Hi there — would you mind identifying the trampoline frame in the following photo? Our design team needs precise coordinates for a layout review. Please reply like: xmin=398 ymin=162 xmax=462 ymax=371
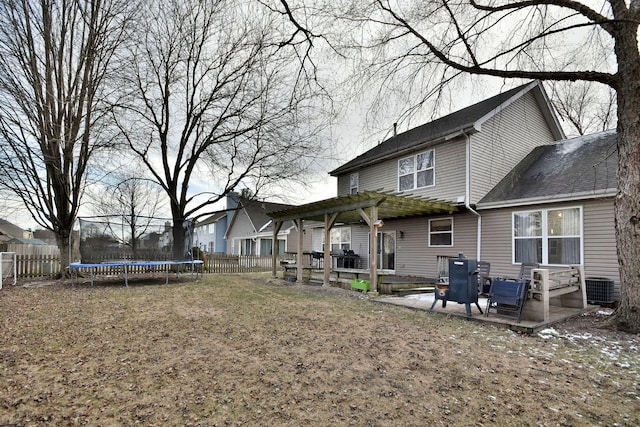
xmin=69 ymin=259 xmax=204 ymax=287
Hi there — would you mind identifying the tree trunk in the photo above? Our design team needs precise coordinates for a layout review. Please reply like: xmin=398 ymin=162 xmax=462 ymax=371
xmin=613 ymin=25 xmax=640 ymax=333
xmin=55 ymin=230 xmax=72 ymax=278
xmin=171 ymin=216 xmax=187 ymax=261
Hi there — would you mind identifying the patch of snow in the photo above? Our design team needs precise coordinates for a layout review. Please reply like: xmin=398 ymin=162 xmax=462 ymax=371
xmin=558 ymin=138 xmax=584 ymax=155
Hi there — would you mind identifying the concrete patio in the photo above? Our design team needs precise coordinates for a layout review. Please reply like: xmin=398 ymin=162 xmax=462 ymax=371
xmin=374 ymin=291 xmax=597 ymax=334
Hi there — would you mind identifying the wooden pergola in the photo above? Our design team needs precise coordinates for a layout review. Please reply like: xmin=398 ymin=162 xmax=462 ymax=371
xmin=268 ymin=191 xmax=459 ymax=292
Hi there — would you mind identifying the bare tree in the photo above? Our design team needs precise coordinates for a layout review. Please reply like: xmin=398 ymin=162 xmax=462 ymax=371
xmin=549 ymin=81 xmax=617 ymax=136
xmin=278 ymin=0 xmax=640 ymax=332
xmin=88 ymin=173 xmax=164 ymax=257
xmin=112 ymin=0 xmax=326 ymax=260
xmin=0 ymin=0 xmax=133 ymax=272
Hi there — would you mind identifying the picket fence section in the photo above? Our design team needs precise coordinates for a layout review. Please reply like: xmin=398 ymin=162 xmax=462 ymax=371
xmin=15 ymin=254 xmax=62 ymax=278
xmin=203 ymin=254 xmax=281 ymax=273
xmin=8 ymin=254 xmax=282 ymax=280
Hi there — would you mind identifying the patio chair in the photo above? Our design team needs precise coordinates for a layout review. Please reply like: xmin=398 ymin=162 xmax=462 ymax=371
xmin=485 ymin=278 xmax=529 ymax=323
xmin=477 ymin=261 xmax=492 ymax=294
xmin=518 ymin=262 xmax=540 ymax=286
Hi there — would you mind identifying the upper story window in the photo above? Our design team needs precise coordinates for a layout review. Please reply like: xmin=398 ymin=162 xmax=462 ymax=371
xmin=350 ymin=173 xmax=359 ymax=194
xmin=398 ymin=150 xmax=434 ymax=191
xmin=513 ymin=207 xmax=582 ymax=265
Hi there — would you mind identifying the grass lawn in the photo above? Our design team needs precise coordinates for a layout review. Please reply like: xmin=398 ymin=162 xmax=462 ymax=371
xmin=1 ymin=274 xmax=638 ymax=426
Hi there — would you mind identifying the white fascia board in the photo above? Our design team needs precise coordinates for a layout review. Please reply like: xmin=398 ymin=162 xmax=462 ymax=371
xmin=476 ymin=188 xmax=616 ymax=210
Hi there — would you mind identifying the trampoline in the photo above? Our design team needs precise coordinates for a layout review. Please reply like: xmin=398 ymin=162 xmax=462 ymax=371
xmin=69 ymin=259 xmax=204 ymax=287
xmin=72 ymin=215 xmax=203 ymax=286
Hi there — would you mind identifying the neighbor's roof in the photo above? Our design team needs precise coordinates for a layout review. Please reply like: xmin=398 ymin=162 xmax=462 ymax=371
xmin=477 ymin=130 xmax=617 ymax=208
xmin=330 ymin=80 xmax=564 ymax=176
xmin=268 ymin=191 xmax=459 ymax=224
xmin=0 ymin=218 xmax=25 ymax=239
xmin=8 ymin=237 xmax=48 ymax=245
xmin=240 ymin=197 xmax=293 ymax=231
xmin=197 ymin=210 xmax=227 ymax=226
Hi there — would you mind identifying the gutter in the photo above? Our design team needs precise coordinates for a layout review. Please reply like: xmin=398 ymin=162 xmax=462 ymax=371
xmin=463 ymin=129 xmax=482 ymax=261
xmin=476 ymin=188 xmax=617 ymax=210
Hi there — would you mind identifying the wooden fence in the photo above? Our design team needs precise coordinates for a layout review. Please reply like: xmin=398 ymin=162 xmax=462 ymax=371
xmin=203 ymin=254 xmax=283 ymax=273
xmin=12 ymin=254 xmax=62 ymax=279
xmin=4 ymin=253 xmax=284 ymax=280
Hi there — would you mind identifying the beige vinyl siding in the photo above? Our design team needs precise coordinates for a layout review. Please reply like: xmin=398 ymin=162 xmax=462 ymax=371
xmin=582 ymin=198 xmax=620 ymax=299
xmin=337 ymin=174 xmax=350 ymax=196
xmin=335 ymin=137 xmax=467 ymax=201
xmin=353 ymin=213 xmax=478 ymax=278
xmin=478 ymin=207 xmax=516 ymax=277
xmin=480 ymin=199 xmax=620 ymax=292
xmin=469 ymin=92 xmax=558 ymax=204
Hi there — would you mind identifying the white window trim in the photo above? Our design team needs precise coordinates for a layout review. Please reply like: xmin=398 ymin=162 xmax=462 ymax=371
xmin=428 ymin=217 xmax=454 ymax=247
xmin=511 ymin=206 xmax=584 ymax=266
xmin=330 ymin=226 xmax=351 ymax=251
xmin=398 ymin=149 xmax=435 ymax=192
xmin=350 ymin=172 xmax=359 ymax=194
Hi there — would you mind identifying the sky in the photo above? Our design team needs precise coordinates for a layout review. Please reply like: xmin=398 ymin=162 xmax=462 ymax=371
xmin=0 ymin=76 xmax=561 ymax=232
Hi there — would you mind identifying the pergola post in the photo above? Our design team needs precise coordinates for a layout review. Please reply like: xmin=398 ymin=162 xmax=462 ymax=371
xmin=295 ymin=218 xmax=304 ymax=282
xmin=323 ymin=213 xmax=338 ymax=286
xmin=271 ymin=221 xmax=283 ymax=278
xmin=368 ymin=206 xmax=379 ymax=293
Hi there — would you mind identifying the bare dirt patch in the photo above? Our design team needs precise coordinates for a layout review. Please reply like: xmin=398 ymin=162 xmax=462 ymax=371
xmin=1 ymin=274 xmax=638 ymax=426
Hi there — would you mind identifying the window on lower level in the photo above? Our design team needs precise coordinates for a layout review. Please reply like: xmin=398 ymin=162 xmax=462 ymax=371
xmin=330 ymin=227 xmax=351 ymax=252
xmin=513 ymin=207 xmax=582 ymax=265
xmin=429 ymin=217 xmax=453 ymax=247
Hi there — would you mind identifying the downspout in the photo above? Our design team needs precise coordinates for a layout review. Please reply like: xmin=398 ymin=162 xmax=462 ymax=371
xmin=463 ymin=129 xmax=482 ymax=260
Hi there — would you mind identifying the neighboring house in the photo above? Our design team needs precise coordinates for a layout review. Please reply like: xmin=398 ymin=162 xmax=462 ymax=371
xmin=0 ymin=219 xmax=61 ymax=256
xmin=194 ymin=210 xmax=229 ymax=254
xmin=193 ymin=192 xmax=240 ymax=254
xmin=0 ymin=218 xmax=31 ymax=245
xmin=477 ymin=130 xmax=619 ymax=296
xmin=225 ymin=196 xmax=299 ymax=256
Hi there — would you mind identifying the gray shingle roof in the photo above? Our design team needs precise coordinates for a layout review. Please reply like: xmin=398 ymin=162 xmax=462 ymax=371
xmin=330 ymin=81 xmax=559 ymax=176
xmin=478 ymin=130 xmax=617 ymax=206
xmin=239 ymin=197 xmax=293 ymax=231
xmin=0 ymin=218 xmax=25 ymax=239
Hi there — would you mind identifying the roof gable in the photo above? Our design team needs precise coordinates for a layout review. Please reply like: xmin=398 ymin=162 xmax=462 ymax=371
xmin=330 ymin=81 xmax=563 ymax=176
xmin=225 ymin=197 xmax=294 ymax=237
xmin=0 ymin=218 xmax=25 ymax=239
xmin=478 ymin=130 xmax=617 ymax=207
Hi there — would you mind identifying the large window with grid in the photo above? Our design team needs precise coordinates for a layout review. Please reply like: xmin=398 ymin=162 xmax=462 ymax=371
xmin=398 ymin=150 xmax=434 ymax=191
xmin=513 ymin=207 xmax=582 ymax=265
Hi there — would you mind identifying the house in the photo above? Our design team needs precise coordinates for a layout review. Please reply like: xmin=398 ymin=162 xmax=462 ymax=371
xmin=271 ymin=81 xmax=617 ymax=290
xmin=224 ymin=195 xmax=300 ymax=256
xmin=477 ymin=130 xmax=619 ymax=298
xmin=0 ymin=218 xmax=31 ymax=245
xmin=194 ymin=211 xmax=230 ymax=254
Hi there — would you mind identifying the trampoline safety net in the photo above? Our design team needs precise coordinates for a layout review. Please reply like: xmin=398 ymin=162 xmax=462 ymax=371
xmin=78 ymin=217 xmax=195 ymax=263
